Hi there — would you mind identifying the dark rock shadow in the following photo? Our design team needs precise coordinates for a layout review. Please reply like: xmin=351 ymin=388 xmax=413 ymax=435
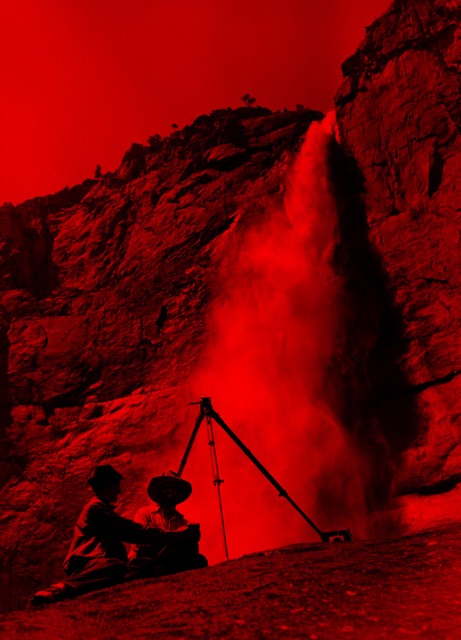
xmin=327 ymin=138 xmax=421 ymax=521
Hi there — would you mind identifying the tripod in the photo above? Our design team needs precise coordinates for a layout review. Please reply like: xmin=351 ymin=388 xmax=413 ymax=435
xmin=177 ymin=397 xmax=352 ymax=559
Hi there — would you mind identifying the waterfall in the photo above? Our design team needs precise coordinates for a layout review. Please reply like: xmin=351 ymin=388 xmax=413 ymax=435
xmin=188 ymin=113 xmax=366 ymax=562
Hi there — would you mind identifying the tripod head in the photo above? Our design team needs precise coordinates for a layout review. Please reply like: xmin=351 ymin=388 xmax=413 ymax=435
xmin=189 ymin=397 xmax=213 ymax=414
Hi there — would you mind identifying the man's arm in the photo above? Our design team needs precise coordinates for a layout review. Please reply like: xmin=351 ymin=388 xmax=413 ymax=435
xmin=132 ymin=507 xmax=150 ymax=527
xmin=87 ymin=503 xmax=165 ymax=545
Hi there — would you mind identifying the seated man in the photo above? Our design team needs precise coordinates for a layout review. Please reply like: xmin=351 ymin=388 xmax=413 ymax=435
xmin=130 ymin=470 xmax=208 ymax=574
xmin=32 ymin=464 xmax=165 ymax=605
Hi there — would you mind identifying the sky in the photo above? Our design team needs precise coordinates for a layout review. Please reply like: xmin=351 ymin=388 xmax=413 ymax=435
xmin=0 ymin=0 xmax=390 ymax=205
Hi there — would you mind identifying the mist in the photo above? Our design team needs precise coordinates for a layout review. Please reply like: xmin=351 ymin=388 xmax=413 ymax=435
xmin=182 ymin=113 xmax=367 ymax=564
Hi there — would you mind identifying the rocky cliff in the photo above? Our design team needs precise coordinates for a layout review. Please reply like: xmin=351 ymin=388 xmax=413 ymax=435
xmin=334 ymin=0 xmax=461 ymax=500
xmin=1 ymin=0 xmax=461 ymax=614
xmin=0 ymin=107 xmax=323 ymax=611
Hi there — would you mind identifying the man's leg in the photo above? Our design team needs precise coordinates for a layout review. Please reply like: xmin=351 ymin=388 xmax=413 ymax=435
xmin=125 ymin=551 xmax=207 ymax=582
xmin=63 ymin=557 xmax=127 ymax=595
xmin=157 ymin=539 xmax=208 ymax=573
xmin=140 ymin=548 xmax=208 ymax=578
xmin=187 ymin=553 xmax=208 ymax=570
xmin=167 ymin=552 xmax=208 ymax=572
xmin=32 ymin=558 xmax=127 ymax=605
xmin=125 ymin=556 xmax=166 ymax=581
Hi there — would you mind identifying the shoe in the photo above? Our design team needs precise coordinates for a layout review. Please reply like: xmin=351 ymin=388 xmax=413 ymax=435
xmin=31 ymin=583 xmax=68 ymax=606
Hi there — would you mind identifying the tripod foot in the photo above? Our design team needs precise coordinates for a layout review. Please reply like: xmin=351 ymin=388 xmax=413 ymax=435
xmin=321 ymin=529 xmax=352 ymax=543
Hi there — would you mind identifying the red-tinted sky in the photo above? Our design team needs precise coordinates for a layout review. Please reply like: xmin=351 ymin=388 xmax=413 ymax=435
xmin=0 ymin=0 xmax=390 ymax=205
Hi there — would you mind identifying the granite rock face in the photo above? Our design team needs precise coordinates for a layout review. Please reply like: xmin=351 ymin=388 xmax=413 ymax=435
xmin=0 ymin=107 xmax=322 ymax=611
xmin=335 ymin=0 xmax=461 ymax=499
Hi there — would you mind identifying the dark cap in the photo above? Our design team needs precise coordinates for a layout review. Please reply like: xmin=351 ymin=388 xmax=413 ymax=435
xmin=147 ymin=471 xmax=192 ymax=505
xmin=87 ymin=464 xmax=124 ymax=489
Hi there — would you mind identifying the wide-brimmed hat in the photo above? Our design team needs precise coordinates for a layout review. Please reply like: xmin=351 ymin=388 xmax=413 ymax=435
xmin=87 ymin=464 xmax=124 ymax=489
xmin=147 ymin=471 xmax=192 ymax=504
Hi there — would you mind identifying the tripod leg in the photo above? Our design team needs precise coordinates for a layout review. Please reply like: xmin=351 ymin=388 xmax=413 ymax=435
xmin=205 ymin=415 xmax=230 ymax=561
xmin=177 ymin=408 xmax=206 ymax=477
xmin=208 ymin=406 xmax=325 ymax=540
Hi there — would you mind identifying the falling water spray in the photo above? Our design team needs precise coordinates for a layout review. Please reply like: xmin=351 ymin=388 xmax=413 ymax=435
xmin=186 ymin=113 xmax=367 ymax=563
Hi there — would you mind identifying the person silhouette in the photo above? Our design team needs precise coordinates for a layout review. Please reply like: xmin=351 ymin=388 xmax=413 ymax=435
xmin=32 ymin=465 xmax=166 ymax=605
xmin=129 ymin=471 xmax=208 ymax=574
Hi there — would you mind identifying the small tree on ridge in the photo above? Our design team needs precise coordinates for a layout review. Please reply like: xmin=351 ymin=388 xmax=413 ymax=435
xmin=241 ymin=93 xmax=256 ymax=108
